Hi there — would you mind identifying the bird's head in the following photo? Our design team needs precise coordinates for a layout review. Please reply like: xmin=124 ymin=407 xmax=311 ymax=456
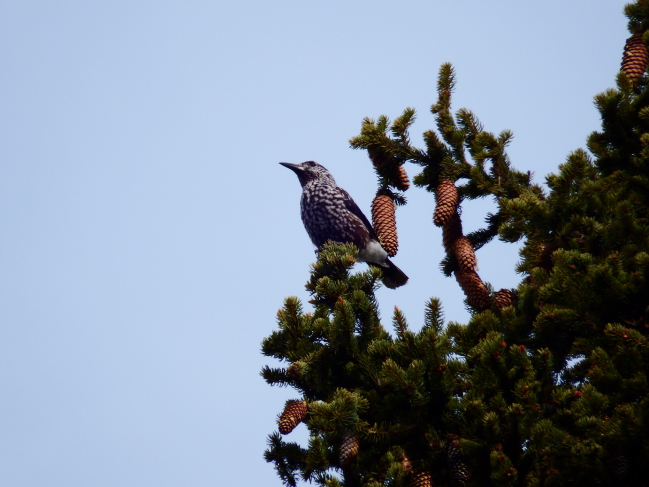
xmin=279 ymin=161 xmax=336 ymax=187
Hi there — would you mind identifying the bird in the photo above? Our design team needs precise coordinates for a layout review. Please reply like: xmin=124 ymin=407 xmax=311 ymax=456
xmin=280 ymin=161 xmax=408 ymax=288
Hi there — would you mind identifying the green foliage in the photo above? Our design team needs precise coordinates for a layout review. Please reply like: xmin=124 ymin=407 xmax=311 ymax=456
xmin=262 ymin=243 xmax=460 ymax=486
xmin=263 ymin=3 xmax=649 ymax=485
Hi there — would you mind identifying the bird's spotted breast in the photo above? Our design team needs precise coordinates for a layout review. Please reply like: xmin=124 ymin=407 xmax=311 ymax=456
xmin=300 ymin=181 xmax=368 ymax=249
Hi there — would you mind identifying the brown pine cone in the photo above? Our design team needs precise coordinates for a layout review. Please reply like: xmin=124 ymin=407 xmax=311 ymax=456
xmin=622 ymin=33 xmax=649 ymax=83
xmin=538 ymin=242 xmax=559 ymax=271
xmin=368 ymin=150 xmax=387 ymax=167
xmin=394 ymin=165 xmax=410 ymax=191
xmin=455 ymin=270 xmax=490 ymax=310
xmin=286 ymin=362 xmax=300 ymax=377
xmin=401 ymin=455 xmax=412 ymax=473
xmin=278 ymin=400 xmax=307 ymax=434
xmin=442 ymin=213 xmax=463 ymax=250
xmin=454 ymin=237 xmax=477 ymax=272
xmin=339 ymin=430 xmax=360 ymax=467
xmin=434 ymin=179 xmax=458 ymax=227
xmin=446 ymin=437 xmax=471 ymax=486
xmin=494 ymin=289 xmax=515 ymax=309
xmin=610 ymin=455 xmax=629 ymax=480
xmin=411 ymin=469 xmax=433 ymax=487
xmin=371 ymin=194 xmax=398 ymax=257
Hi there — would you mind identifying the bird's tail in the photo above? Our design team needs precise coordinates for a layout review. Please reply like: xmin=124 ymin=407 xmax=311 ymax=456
xmin=380 ymin=258 xmax=408 ymax=289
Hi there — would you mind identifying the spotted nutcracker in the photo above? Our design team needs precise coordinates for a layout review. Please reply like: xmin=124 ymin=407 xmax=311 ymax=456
xmin=280 ymin=161 xmax=408 ymax=288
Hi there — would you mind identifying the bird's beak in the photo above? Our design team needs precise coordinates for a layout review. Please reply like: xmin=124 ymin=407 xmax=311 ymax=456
xmin=279 ymin=162 xmax=303 ymax=173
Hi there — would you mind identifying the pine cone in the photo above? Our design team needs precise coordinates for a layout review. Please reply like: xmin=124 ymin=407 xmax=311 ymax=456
xmin=286 ymin=362 xmax=300 ymax=377
xmin=456 ymin=270 xmax=490 ymax=310
xmin=442 ymin=213 xmax=463 ymax=250
xmin=278 ymin=400 xmax=307 ymax=434
xmin=434 ymin=180 xmax=458 ymax=227
xmin=451 ymin=462 xmax=471 ymax=486
xmin=401 ymin=455 xmax=412 ymax=473
xmin=610 ymin=455 xmax=628 ymax=480
xmin=394 ymin=165 xmax=410 ymax=191
xmin=339 ymin=430 xmax=360 ymax=467
xmin=371 ymin=194 xmax=398 ymax=257
xmin=494 ymin=289 xmax=515 ymax=308
xmin=411 ymin=469 xmax=433 ymax=487
xmin=538 ymin=242 xmax=558 ymax=271
xmin=446 ymin=437 xmax=470 ymax=486
xmin=454 ymin=237 xmax=477 ymax=272
xmin=622 ymin=33 xmax=649 ymax=84
xmin=368 ymin=150 xmax=387 ymax=167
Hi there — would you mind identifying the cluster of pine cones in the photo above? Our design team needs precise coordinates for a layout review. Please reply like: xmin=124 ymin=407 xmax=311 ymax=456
xmin=369 ymin=159 xmax=516 ymax=310
xmin=277 ymin=398 xmax=472 ymax=485
xmin=273 ymin=29 xmax=649 ymax=487
xmin=403 ymin=436 xmax=471 ymax=487
xmin=434 ymin=179 xmax=514 ymax=310
xmin=277 ymin=401 xmax=362 ymax=467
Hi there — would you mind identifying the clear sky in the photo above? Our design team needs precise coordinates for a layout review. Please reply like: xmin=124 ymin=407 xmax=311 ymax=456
xmin=0 ymin=1 xmax=629 ymax=485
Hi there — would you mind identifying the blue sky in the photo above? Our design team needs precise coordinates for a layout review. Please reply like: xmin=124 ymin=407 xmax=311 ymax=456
xmin=0 ymin=1 xmax=628 ymax=485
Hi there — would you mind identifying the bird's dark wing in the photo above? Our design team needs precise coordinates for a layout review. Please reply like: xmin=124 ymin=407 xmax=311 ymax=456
xmin=339 ymin=187 xmax=378 ymax=240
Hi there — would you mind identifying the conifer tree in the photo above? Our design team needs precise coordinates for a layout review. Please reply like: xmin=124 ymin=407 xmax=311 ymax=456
xmin=262 ymin=2 xmax=649 ymax=485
